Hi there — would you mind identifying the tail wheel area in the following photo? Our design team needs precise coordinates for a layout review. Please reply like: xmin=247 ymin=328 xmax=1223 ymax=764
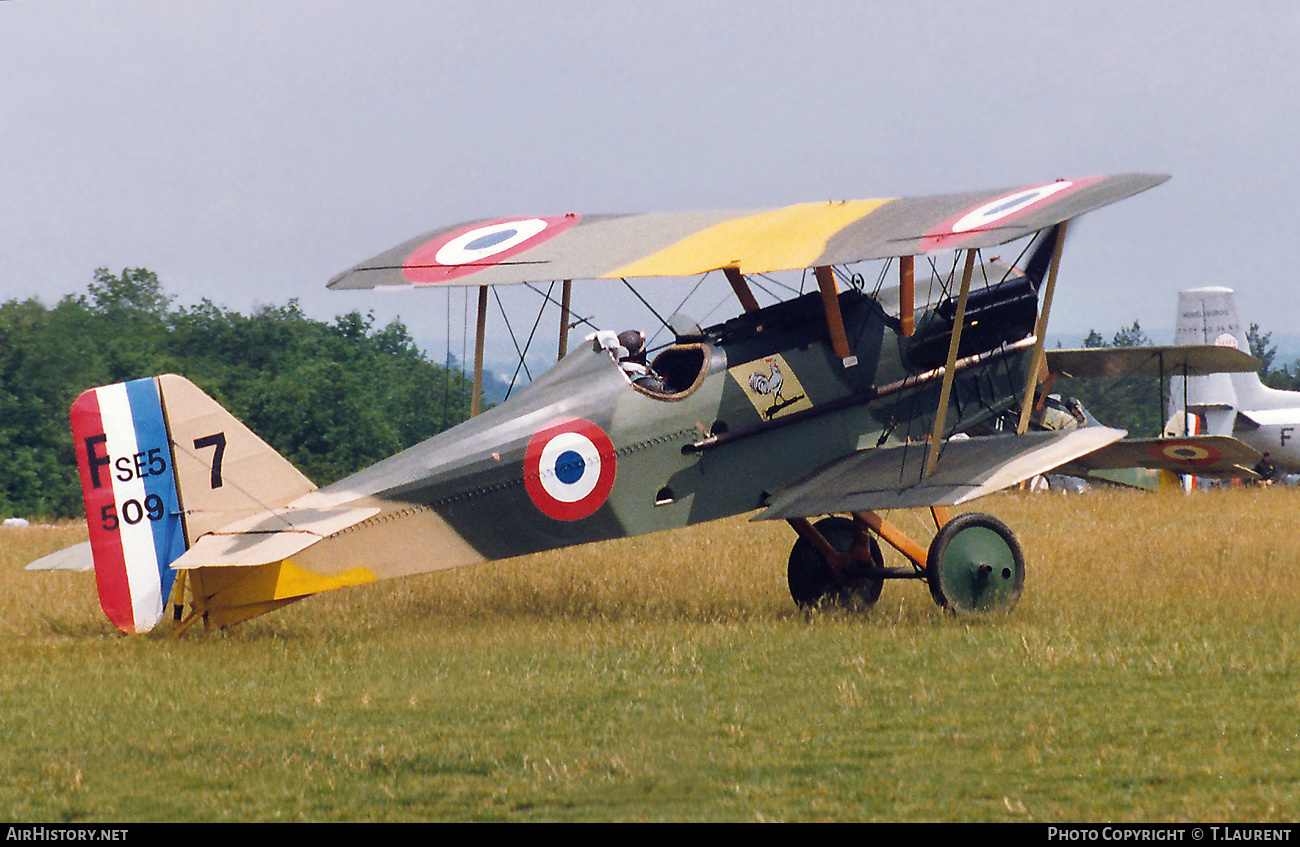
xmin=926 ymin=512 xmax=1025 ymax=617
xmin=787 ymin=516 xmax=884 ymax=610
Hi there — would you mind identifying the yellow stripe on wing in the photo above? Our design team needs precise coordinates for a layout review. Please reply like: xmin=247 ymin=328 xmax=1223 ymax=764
xmin=607 ymin=198 xmax=893 ymax=278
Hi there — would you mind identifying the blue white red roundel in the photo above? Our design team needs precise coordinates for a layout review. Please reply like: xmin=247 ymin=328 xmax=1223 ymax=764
xmin=403 ymin=215 xmax=580 ymax=284
xmin=525 ymin=418 xmax=617 ymax=520
xmin=919 ymin=176 xmax=1103 ymax=252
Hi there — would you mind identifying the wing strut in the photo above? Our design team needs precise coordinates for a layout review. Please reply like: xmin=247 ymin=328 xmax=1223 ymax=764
xmin=471 ymin=286 xmax=488 ymax=417
xmin=814 ymin=266 xmax=855 ymax=366
xmin=724 ymin=267 xmax=760 ymax=313
xmin=1015 ymin=221 xmax=1069 ymax=434
xmin=899 ymin=255 xmax=915 ymax=337
xmin=924 ymin=249 xmax=977 ymax=478
xmin=558 ymin=280 xmax=572 ymax=358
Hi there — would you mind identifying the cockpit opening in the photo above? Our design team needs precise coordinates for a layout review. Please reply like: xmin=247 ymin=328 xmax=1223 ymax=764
xmin=648 ymin=345 xmax=708 ymax=396
xmin=592 ymin=329 xmax=710 ymax=399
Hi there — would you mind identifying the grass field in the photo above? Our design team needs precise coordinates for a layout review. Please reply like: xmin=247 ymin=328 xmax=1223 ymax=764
xmin=2 ymin=487 xmax=1298 ymax=822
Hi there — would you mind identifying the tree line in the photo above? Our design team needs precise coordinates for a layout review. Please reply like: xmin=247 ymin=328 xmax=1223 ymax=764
xmin=1 ymin=268 xmax=477 ymax=519
xmin=6 ymin=270 xmax=1296 ymax=519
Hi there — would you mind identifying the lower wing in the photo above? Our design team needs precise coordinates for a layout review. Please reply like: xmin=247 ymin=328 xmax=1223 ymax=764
xmin=758 ymin=426 xmax=1125 ymax=519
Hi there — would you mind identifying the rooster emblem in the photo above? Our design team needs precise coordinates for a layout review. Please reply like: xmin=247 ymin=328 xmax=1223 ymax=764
xmin=747 ymin=359 xmax=806 ymax=419
xmin=748 ymin=360 xmax=785 ymax=399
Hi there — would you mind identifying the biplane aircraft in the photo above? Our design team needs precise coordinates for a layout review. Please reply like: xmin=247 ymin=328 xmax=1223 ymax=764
xmin=1032 ymin=342 xmax=1264 ymax=487
xmin=34 ymin=173 xmax=1201 ymax=633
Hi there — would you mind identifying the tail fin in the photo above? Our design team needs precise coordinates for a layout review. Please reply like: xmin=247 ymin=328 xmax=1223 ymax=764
xmin=72 ymin=378 xmax=186 ymax=633
xmin=1165 ymin=408 xmax=1204 ymax=492
xmin=71 ymin=375 xmax=314 ymax=633
xmin=1171 ymin=287 xmax=1241 ymax=435
xmin=1172 ymin=287 xmax=1294 ymax=424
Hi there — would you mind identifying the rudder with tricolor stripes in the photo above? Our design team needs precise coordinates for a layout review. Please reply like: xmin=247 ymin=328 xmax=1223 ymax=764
xmin=71 ymin=378 xmax=187 ymax=634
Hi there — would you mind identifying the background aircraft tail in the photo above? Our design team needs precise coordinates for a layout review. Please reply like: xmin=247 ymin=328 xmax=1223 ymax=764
xmin=1169 ymin=287 xmax=1294 ymax=434
xmin=71 ymin=375 xmax=316 ymax=633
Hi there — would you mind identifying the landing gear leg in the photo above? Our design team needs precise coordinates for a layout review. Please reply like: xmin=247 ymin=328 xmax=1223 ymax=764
xmin=786 ymin=516 xmax=884 ymax=610
xmin=785 ymin=508 xmax=1025 ymax=617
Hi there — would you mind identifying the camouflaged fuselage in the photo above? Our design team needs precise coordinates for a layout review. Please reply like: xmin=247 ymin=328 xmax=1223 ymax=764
xmin=312 ymin=285 xmax=1036 ymax=566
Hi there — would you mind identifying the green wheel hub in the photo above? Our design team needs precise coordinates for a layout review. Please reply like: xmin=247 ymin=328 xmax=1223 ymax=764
xmin=926 ymin=513 xmax=1024 ymax=616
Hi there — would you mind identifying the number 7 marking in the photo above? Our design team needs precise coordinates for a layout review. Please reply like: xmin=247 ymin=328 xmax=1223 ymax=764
xmin=193 ymin=433 xmax=227 ymax=489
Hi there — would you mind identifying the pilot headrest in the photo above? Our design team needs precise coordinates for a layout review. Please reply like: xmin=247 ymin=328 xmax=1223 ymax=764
xmin=617 ymin=330 xmax=645 ymax=357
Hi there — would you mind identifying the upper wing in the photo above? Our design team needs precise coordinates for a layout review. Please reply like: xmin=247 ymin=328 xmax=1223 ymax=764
xmin=328 ymin=174 xmax=1168 ymax=290
xmin=756 ymin=426 xmax=1125 ymax=519
xmin=1045 ymin=345 xmax=1260 ymax=378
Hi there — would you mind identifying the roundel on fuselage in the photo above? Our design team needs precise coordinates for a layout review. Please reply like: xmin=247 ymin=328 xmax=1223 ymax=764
xmin=524 ymin=418 xmax=617 ymax=521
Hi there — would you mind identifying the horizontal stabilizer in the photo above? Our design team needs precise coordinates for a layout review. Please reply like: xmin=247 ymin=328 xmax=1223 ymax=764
xmin=25 ymin=541 xmax=93 ymax=572
xmin=173 ymin=503 xmax=382 ymax=569
xmin=757 ymin=425 xmax=1125 ymax=519
xmin=1059 ymin=435 xmax=1261 ymax=479
xmin=1235 ymin=408 xmax=1300 ymax=428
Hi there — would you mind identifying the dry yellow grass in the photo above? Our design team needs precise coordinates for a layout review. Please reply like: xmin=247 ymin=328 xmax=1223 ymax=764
xmin=295 ymin=484 xmax=1300 ymax=633
xmin=6 ymin=485 xmax=1300 ymax=636
xmin=0 ymin=522 xmax=101 ymax=638
xmin=2 ymin=487 xmax=1298 ymax=821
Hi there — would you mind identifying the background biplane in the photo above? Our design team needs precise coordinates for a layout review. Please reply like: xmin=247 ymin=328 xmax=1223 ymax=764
xmin=1032 ymin=343 xmax=1264 ymax=488
xmin=1165 ymin=287 xmax=1300 ymax=479
xmin=33 ymin=174 xmax=1180 ymax=632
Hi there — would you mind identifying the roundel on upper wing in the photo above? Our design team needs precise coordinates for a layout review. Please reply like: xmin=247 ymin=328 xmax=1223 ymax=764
xmin=525 ymin=418 xmax=617 ymax=521
xmin=1149 ymin=440 xmax=1222 ymax=467
xmin=918 ymin=176 xmax=1103 ymax=253
xmin=403 ymin=214 xmax=581 ymax=284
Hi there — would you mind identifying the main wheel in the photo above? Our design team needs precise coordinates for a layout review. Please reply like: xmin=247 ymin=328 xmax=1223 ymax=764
xmin=788 ymin=516 xmax=885 ymax=610
xmin=926 ymin=512 xmax=1024 ymax=617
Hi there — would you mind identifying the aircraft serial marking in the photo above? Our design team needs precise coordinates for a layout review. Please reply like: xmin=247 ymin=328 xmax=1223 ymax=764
xmin=71 ymin=378 xmax=184 ymax=633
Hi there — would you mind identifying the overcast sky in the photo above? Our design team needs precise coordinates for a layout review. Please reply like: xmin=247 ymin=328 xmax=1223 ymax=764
xmin=4 ymin=0 xmax=1298 ymax=369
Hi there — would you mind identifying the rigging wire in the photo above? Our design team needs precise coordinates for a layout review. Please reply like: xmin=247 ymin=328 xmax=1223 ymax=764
xmin=658 ymin=272 xmax=711 ymax=335
xmin=620 ymin=278 xmax=672 ymax=334
xmin=894 ymin=247 xmax=984 ymax=483
xmin=522 ymin=282 xmax=601 ymax=334
xmin=647 ymin=272 xmax=711 ymax=349
xmin=744 ymin=275 xmax=781 ymax=303
xmin=750 ymin=271 xmax=803 ymax=299
xmin=443 ymin=286 xmax=451 ymax=419
xmin=493 ymin=287 xmax=532 ymax=396
xmin=696 ymin=290 xmax=741 ymax=328
xmin=500 ymin=283 xmax=561 ymax=398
